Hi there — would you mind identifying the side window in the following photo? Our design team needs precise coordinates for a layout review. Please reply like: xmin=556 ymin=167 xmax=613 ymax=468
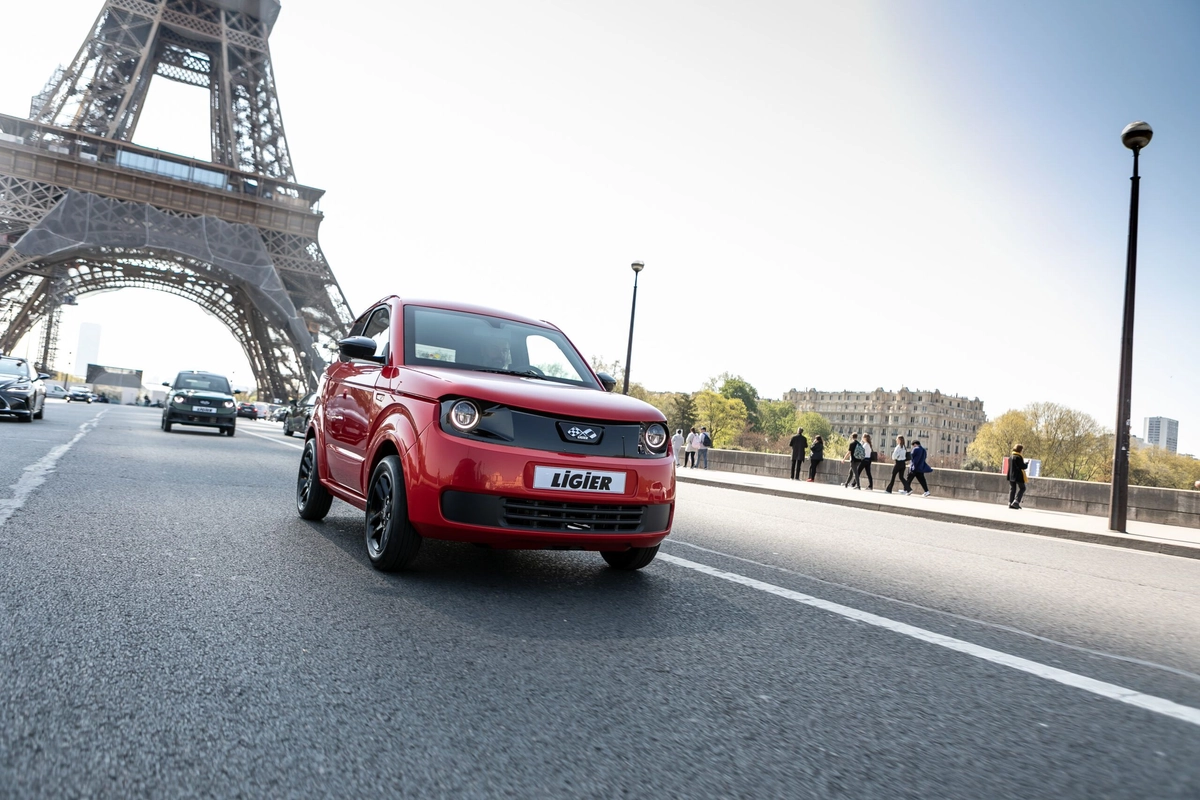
xmin=524 ymin=334 xmax=584 ymax=381
xmin=362 ymin=307 xmax=391 ymax=359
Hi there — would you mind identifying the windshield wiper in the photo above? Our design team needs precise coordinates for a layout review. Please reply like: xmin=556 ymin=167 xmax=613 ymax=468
xmin=475 ymin=368 xmax=551 ymax=380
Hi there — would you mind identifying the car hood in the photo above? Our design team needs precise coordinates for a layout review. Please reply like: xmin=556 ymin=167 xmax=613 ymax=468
xmin=407 ymin=366 xmax=665 ymax=422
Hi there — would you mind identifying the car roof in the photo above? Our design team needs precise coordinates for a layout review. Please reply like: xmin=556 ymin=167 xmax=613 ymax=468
xmin=374 ymin=296 xmax=561 ymax=332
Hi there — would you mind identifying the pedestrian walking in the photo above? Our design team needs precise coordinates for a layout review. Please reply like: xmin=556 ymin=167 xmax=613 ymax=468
xmin=842 ymin=432 xmax=864 ymax=489
xmin=671 ymin=429 xmax=685 ymax=468
xmin=697 ymin=426 xmax=712 ymax=469
xmin=807 ymin=435 xmax=824 ymax=481
xmin=788 ymin=427 xmax=808 ymax=480
xmin=684 ymin=426 xmax=699 ymax=468
xmin=856 ymin=433 xmax=875 ymax=490
xmin=885 ymin=435 xmax=908 ymax=493
xmin=901 ymin=439 xmax=933 ymax=496
xmin=1008 ymin=443 xmax=1029 ymax=509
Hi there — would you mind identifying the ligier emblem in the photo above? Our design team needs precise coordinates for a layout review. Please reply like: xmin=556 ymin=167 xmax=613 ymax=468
xmin=559 ymin=421 xmax=602 ymax=444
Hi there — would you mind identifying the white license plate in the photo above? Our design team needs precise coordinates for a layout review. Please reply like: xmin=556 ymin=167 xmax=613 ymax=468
xmin=192 ymin=406 xmax=216 ymax=413
xmin=532 ymin=466 xmax=626 ymax=493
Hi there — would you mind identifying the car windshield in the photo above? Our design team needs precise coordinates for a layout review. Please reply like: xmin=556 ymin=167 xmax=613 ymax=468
xmin=404 ymin=306 xmax=598 ymax=388
xmin=174 ymin=374 xmax=231 ymax=394
xmin=0 ymin=359 xmax=30 ymax=377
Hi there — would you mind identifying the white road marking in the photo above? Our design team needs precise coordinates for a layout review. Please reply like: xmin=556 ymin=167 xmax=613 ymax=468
xmin=0 ymin=410 xmax=106 ymax=529
xmin=241 ymin=428 xmax=304 ymax=450
xmin=659 ymin=552 xmax=1200 ymax=728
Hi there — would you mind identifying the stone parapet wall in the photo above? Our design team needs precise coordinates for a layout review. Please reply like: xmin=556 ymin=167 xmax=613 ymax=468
xmin=697 ymin=449 xmax=1200 ymax=529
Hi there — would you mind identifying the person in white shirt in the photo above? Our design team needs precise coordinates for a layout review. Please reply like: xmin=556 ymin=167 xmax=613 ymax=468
xmin=684 ymin=427 xmax=699 ymax=468
xmin=885 ymin=435 xmax=908 ymax=494
xmin=671 ymin=429 xmax=685 ymax=467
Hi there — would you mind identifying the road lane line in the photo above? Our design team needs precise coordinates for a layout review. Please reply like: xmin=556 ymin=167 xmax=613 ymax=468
xmin=241 ymin=429 xmax=304 ymax=450
xmin=0 ymin=410 xmax=106 ymax=529
xmin=664 ymin=539 xmax=1200 ymax=684
xmin=659 ymin=552 xmax=1200 ymax=728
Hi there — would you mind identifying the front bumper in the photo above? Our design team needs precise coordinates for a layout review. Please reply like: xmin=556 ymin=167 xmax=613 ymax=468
xmin=0 ymin=389 xmax=34 ymax=415
xmin=405 ymin=427 xmax=675 ymax=550
xmin=166 ymin=407 xmax=236 ymax=427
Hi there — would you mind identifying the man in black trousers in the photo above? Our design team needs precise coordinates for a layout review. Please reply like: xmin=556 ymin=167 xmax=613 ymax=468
xmin=788 ymin=427 xmax=808 ymax=480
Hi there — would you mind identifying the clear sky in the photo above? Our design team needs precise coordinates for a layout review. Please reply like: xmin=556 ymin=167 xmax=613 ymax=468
xmin=4 ymin=1 xmax=1199 ymax=452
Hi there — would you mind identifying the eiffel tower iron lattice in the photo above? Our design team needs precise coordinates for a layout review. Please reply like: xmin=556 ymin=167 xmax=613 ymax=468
xmin=0 ymin=0 xmax=353 ymax=400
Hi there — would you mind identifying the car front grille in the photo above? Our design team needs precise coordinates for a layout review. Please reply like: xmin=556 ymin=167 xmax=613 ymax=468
xmin=501 ymin=498 xmax=644 ymax=532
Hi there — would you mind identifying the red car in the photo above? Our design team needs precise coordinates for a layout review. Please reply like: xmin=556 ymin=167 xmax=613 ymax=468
xmin=295 ymin=297 xmax=675 ymax=572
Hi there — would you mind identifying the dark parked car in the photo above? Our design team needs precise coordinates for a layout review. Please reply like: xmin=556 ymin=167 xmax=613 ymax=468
xmin=161 ymin=371 xmax=238 ymax=435
xmin=295 ymin=296 xmax=675 ymax=573
xmin=0 ymin=355 xmax=48 ymax=422
xmin=282 ymin=392 xmax=316 ymax=437
xmin=237 ymin=402 xmax=258 ymax=419
xmin=66 ymin=386 xmax=94 ymax=402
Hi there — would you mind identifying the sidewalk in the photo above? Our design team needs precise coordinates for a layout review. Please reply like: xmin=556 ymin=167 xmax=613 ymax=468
xmin=675 ymin=468 xmax=1200 ymax=560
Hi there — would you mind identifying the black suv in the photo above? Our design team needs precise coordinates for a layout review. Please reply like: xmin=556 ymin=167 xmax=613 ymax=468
xmin=0 ymin=355 xmax=48 ymax=422
xmin=161 ymin=371 xmax=238 ymax=436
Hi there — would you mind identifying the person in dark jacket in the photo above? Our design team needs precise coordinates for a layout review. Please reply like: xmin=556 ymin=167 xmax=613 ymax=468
xmin=788 ymin=427 xmax=808 ymax=480
xmin=842 ymin=432 xmax=863 ymax=488
xmin=1008 ymin=443 xmax=1029 ymax=509
xmin=807 ymin=435 xmax=824 ymax=481
xmin=901 ymin=439 xmax=932 ymax=496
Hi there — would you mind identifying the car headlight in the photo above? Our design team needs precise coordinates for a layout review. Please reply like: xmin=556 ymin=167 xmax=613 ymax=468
xmin=223 ymin=400 xmax=234 ymax=408
xmin=7 ymin=380 xmax=31 ymax=392
xmin=173 ymin=394 xmax=186 ymax=404
xmin=644 ymin=422 xmax=668 ymax=452
xmin=449 ymin=400 xmax=480 ymax=432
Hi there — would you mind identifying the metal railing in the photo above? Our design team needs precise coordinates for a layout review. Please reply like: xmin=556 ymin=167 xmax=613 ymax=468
xmin=0 ymin=112 xmax=324 ymax=214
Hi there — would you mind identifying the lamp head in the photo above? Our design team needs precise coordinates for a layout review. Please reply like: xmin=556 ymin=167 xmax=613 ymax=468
xmin=631 ymin=260 xmax=645 ymax=273
xmin=1121 ymin=121 xmax=1153 ymax=150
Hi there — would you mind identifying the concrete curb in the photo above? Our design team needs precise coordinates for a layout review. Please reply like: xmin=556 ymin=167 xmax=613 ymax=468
xmin=676 ymin=473 xmax=1200 ymax=561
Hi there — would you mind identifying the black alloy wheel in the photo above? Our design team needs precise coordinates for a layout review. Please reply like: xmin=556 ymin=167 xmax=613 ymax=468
xmin=296 ymin=437 xmax=333 ymax=520
xmin=365 ymin=455 xmax=421 ymax=572
xmin=601 ymin=545 xmax=660 ymax=570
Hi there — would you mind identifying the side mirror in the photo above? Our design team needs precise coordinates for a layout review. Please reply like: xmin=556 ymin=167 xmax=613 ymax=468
xmin=37 ymin=373 xmax=51 ymax=380
xmin=338 ymin=336 xmax=384 ymax=363
xmin=596 ymin=372 xmax=617 ymax=392
xmin=162 ymin=382 xmax=170 ymax=387
xmin=233 ymin=389 xmax=242 ymax=395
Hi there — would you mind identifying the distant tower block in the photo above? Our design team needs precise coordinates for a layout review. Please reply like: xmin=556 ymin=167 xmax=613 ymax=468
xmin=0 ymin=0 xmax=354 ymax=399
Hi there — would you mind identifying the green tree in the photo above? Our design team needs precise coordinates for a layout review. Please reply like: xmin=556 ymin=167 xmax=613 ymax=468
xmin=969 ymin=403 xmax=1110 ymax=481
xmin=758 ymin=399 xmax=799 ymax=445
xmin=694 ymin=390 xmax=748 ymax=448
xmin=669 ymin=392 xmax=698 ymax=436
xmin=717 ymin=375 xmax=760 ymax=430
xmin=967 ymin=410 xmax=1037 ymax=472
xmin=1129 ymin=446 xmax=1200 ymax=489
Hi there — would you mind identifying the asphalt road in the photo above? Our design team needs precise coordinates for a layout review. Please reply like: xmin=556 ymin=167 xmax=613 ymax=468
xmin=2 ymin=402 xmax=1198 ymax=798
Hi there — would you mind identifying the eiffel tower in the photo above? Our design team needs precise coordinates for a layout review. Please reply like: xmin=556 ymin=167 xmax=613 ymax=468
xmin=0 ymin=0 xmax=353 ymax=400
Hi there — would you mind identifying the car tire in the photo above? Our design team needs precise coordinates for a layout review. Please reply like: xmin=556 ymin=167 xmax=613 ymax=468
xmin=283 ymin=426 xmax=294 ymax=437
xmin=224 ymin=425 xmax=236 ymax=437
xmin=365 ymin=455 xmax=421 ymax=572
xmin=33 ymin=401 xmax=43 ymax=420
xmin=601 ymin=545 xmax=660 ymax=570
xmin=163 ymin=417 xmax=173 ymax=432
xmin=296 ymin=437 xmax=333 ymax=521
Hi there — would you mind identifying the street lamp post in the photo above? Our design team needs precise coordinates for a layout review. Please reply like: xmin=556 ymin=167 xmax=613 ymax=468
xmin=622 ymin=261 xmax=644 ymax=395
xmin=1109 ymin=121 xmax=1152 ymax=533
